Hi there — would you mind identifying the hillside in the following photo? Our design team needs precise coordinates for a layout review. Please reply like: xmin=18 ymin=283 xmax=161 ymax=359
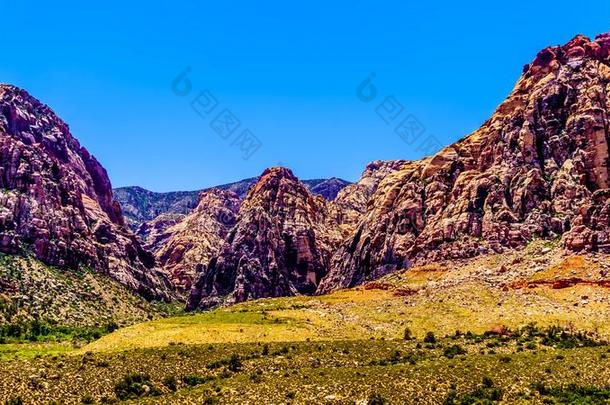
xmin=0 ymin=253 xmax=161 ymax=328
xmin=0 ymin=84 xmax=172 ymax=301
xmin=2 ymin=241 xmax=610 ymax=403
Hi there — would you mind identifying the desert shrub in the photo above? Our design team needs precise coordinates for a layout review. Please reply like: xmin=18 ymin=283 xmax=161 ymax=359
xmin=182 ymin=374 xmax=213 ymax=387
xmin=5 ymin=397 xmax=24 ymax=405
xmin=443 ymin=344 xmax=467 ymax=359
xmin=424 ymin=331 xmax=437 ymax=344
xmin=162 ymin=375 xmax=177 ymax=391
xmin=444 ymin=377 xmax=502 ymax=404
xmin=532 ymin=383 xmax=610 ymax=403
xmin=403 ymin=327 xmax=413 ymax=340
xmin=114 ymin=373 xmax=160 ymax=400
xmin=368 ymin=392 xmax=386 ymax=404
xmin=228 ymin=353 xmax=242 ymax=372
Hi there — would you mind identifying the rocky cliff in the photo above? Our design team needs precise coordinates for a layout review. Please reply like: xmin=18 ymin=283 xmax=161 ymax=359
xmin=0 ymin=85 xmax=171 ymax=300
xmin=187 ymin=167 xmax=341 ymax=309
xmin=155 ymin=189 xmax=241 ymax=292
xmin=319 ymin=33 xmax=610 ymax=292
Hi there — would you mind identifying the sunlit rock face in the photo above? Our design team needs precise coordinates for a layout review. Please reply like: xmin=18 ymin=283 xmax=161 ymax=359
xmin=187 ymin=167 xmax=343 ymax=309
xmin=319 ymin=33 xmax=610 ymax=292
xmin=0 ymin=84 xmax=172 ymax=300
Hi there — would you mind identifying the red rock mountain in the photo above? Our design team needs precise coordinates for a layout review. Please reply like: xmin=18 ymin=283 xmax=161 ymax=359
xmin=319 ymin=33 xmax=610 ymax=292
xmin=155 ymin=189 xmax=241 ymax=292
xmin=187 ymin=167 xmax=340 ymax=309
xmin=0 ymin=85 xmax=171 ymax=300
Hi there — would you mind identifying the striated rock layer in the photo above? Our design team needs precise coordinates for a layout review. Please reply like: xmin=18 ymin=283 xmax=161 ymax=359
xmin=0 ymin=85 xmax=171 ymax=300
xmin=188 ymin=167 xmax=341 ymax=309
xmin=155 ymin=189 xmax=241 ymax=292
xmin=319 ymin=33 xmax=610 ymax=292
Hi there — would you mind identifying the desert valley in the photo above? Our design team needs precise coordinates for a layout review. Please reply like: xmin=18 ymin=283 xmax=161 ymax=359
xmin=2 ymin=32 xmax=610 ymax=404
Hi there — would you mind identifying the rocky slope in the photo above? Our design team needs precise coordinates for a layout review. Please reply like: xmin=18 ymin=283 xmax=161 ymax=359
xmin=154 ymin=189 xmax=241 ymax=292
xmin=0 ymin=85 xmax=171 ymax=300
xmin=319 ymin=33 xmax=610 ymax=292
xmin=115 ymin=178 xmax=351 ymax=231
xmin=329 ymin=160 xmax=407 ymax=238
xmin=187 ymin=167 xmax=341 ymax=309
xmin=113 ymin=187 xmax=200 ymax=231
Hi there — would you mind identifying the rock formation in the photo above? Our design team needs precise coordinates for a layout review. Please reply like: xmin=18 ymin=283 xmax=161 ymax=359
xmin=319 ymin=33 xmax=610 ymax=292
xmin=187 ymin=167 xmax=340 ymax=309
xmin=0 ymin=85 xmax=171 ymax=300
xmin=329 ymin=160 xmax=407 ymax=238
xmin=116 ymin=178 xmax=351 ymax=232
xmin=155 ymin=189 xmax=241 ymax=292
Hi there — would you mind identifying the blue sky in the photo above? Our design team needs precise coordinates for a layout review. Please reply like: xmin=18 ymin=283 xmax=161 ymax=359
xmin=2 ymin=1 xmax=609 ymax=191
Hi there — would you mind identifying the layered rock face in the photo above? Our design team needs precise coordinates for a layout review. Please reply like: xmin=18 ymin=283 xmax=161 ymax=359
xmin=0 ymin=85 xmax=171 ymax=300
xmin=319 ymin=33 xmax=610 ymax=292
xmin=329 ymin=160 xmax=407 ymax=237
xmin=154 ymin=189 xmax=240 ymax=292
xmin=136 ymin=212 xmax=186 ymax=253
xmin=187 ymin=167 xmax=340 ymax=309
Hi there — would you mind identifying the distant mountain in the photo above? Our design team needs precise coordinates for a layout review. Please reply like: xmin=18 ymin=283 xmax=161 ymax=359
xmin=114 ymin=177 xmax=351 ymax=231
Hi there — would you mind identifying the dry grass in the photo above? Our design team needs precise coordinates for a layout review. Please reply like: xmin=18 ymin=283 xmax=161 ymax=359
xmin=3 ymin=242 xmax=610 ymax=403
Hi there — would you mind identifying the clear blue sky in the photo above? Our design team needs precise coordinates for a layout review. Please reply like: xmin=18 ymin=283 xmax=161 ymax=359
xmin=2 ymin=1 xmax=609 ymax=191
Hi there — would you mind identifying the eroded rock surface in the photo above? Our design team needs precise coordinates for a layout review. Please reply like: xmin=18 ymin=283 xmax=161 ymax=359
xmin=319 ymin=33 xmax=610 ymax=292
xmin=188 ymin=168 xmax=341 ymax=309
xmin=0 ymin=85 xmax=171 ymax=300
xmin=155 ymin=189 xmax=240 ymax=292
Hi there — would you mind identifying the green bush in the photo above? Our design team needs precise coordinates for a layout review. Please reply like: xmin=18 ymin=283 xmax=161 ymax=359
xmin=443 ymin=344 xmax=467 ymax=359
xmin=228 ymin=354 xmax=242 ymax=372
xmin=114 ymin=373 xmax=160 ymax=400
xmin=532 ymin=383 xmax=610 ymax=403
xmin=444 ymin=377 xmax=502 ymax=404
xmin=424 ymin=331 xmax=437 ymax=344
xmin=182 ymin=375 xmax=214 ymax=387
xmin=368 ymin=392 xmax=386 ymax=405
xmin=162 ymin=375 xmax=177 ymax=391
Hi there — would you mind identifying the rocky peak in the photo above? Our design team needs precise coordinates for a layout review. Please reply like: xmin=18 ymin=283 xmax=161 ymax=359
xmin=187 ymin=167 xmax=340 ymax=309
xmin=0 ymin=84 xmax=172 ymax=300
xmin=318 ymin=31 xmax=610 ymax=293
xmin=155 ymin=188 xmax=241 ymax=292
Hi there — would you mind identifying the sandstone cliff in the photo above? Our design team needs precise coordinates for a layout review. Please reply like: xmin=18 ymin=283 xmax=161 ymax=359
xmin=0 ymin=85 xmax=171 ymax=300
xmin=187 ymin=167 xmax=340 ymax=309
xmin=155 ymin=189 xmax=241 ymax=292
xmin=319 ymin=33 xmax=610 ymax=292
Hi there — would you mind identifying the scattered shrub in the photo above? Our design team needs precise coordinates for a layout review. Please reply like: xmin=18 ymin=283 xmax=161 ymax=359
xmin=424 ymin=332 xmax=437 ymax=344
xmin=228 ymin=354 xmax=242 ymax=372
xmin=368 ymin=392 xmax=386 ymax=405
xmin=443 ymin=345 xmax=467 ymax=359
xmin=182 ymin=375 xmax=213 ymax=387
xmin=114 ymin=373 xmax=160 ymax=401
xmin=162 ymin=375 xmax=177 ymax=391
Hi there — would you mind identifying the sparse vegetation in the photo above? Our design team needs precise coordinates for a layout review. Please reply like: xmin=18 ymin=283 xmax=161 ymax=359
xmin=114 ymin=373 xmax=161 ymax=400
xmin=2 ymin=246 xmax=610 ymax=403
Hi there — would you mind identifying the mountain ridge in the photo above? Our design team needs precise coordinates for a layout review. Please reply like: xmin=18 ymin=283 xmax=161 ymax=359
xmin=114 ymin=177 xmax=352 ymax=231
